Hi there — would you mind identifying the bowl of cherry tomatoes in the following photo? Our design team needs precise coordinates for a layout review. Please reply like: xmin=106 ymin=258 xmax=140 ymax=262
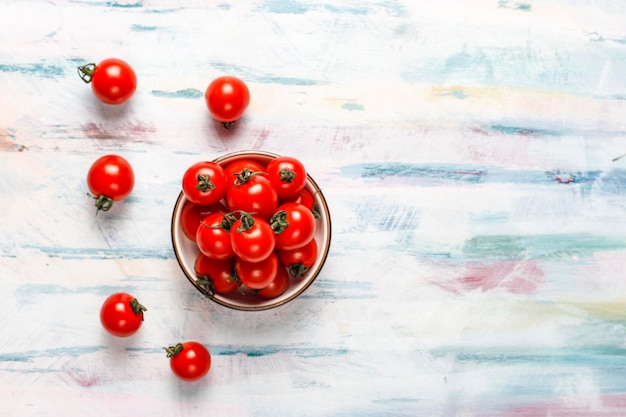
xmin=171 ymin=150 xmax=331 ymax=311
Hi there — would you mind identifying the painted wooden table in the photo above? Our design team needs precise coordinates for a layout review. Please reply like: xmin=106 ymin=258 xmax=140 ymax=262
xmin=2 ymin=1 xmax=626 ymax=416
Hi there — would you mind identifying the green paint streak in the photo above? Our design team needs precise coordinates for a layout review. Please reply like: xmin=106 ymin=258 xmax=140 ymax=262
xmin=342 ymin=102 xmax=365 ymax=111
xmin=462 ymin=233 xmax=626 ymax=259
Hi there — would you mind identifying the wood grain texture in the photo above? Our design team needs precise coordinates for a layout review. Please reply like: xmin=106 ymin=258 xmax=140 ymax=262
xmin=1 ymin=1 xmax=626 ymax=416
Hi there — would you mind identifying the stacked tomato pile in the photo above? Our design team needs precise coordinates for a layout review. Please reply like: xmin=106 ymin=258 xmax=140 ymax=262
xmin=179 ymin=155 xmax=320 ymax=300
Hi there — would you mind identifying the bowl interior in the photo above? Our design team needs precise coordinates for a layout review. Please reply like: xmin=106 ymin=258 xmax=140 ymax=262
xmin=171 ymin=150 xmax=331 ymax=311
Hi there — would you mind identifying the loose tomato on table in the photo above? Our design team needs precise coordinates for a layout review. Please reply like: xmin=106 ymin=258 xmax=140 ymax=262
xmin=270 ymin=202 xmax=316 ymax=250
xmin=165 ymin=342 xmax=211 ymax=382
xmin=235 ymin=251 xmax=279 ymax=290
xmin=194 ymin=253 xmax=239 ymax=295
xmin=266 ymin=156 xmax=307 ymax=199
xmin=257 ymin=264 xmax=290 ymax=299
xmin=100 ymin=292 xmax=147 ymax=337
xmin=182 ymin=161 xmax=228 ymax=206
xmin=87 ymin=154 xmax=135 ymax=212
xmin=226 ymin=168 xmax=278 ymax=220
xmin=205 ymin=76 xmax=250 ymax=128
xmin=195 ymin=212 xmax=236 ymax=260
xmin=230 ymin=212 xmax=276 ymax=262
xmin=77 ymin=58 xmax=137 ymax=105
xmin=277 ymin=238 xmax=318 ymax=278
xmin=179 ymin=200 xmax=227 ymax=242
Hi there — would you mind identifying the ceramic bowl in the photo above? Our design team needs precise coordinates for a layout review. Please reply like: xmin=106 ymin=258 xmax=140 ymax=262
xmin=171 ymin=150 xmax=331 ymax=311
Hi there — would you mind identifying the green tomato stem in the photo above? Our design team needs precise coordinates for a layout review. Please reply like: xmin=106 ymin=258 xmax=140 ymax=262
xmin=164 ymin=343 xmax=184 ymax=358
xmin=130 ymin=298 xmax=147 ymax=321
xmin=77 ymin=63 xmax=96 ymax=83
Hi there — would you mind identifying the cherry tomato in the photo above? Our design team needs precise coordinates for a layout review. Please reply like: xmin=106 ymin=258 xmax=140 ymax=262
xmin=205 ymin=76 xmax=250 ymax=126
xmin=235 ymin=252 xmax=279 ymax=290
xmin=226 ymin=169 xmax=278 ymax=221
xmin=277 ymin=238 xmax=318 ymax=278
xmin=230 ymin=212 xmax=276 ymax=262
xmin=165 ymin=342 xmax=211 ymax=382
xmin=182 ymin=161 xmax=228 ymax=206
xmin=257 ymin=265 xmax=290 ymax=299
xmin=179 ymin=200 xmax=227 ymax=242
xmin=223 ymin=159 xmax=266 ymax=189
xmin=266 ymin=156 xmax=307 ymax=199
xmin=87 ymin=154 xmax=135 ymax=212
xmin=78 ymin=58 xmax=137 ymax=105
xmin=196 ymin=212 xmax=236 ymax=260
xmin=270 ymin=202 xmax=316 ymax=250
xmin=100 ymin=292 xmax=147 ymax=337
xmin=194 ymin=253 xmax=239 ymax=295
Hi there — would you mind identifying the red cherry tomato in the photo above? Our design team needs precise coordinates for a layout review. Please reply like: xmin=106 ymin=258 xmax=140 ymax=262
xmin=78 ymin=58 xmax=137 ymax=105
xmin=165 ymin=342 xmax=211 ymax=382
xmin=282 ymin=187 xmax=316 ymax=213
xmin=235 ymin=252 xmax=279 ymax=290
xmin=266 ymin=156 xmax=307 ymax=199
xmin=179 ymin=200 xmax=227 ymax=242
xmin=226 ymin=169 xmax=278 ymax=221
xmin=277 ymin=238 xmax=318 ymax=278
xmin=223 ymin=159 xmax=266 ymax=189
xmin=270 ymin=202 xmax=316 ymax=250
xmin=87 ymin=154 xmax=135 ymax=212
xmin=257 ymin=265 xmax=290 ymax=299
xmin=196 ymin=212 xmax=236 ymax=260
xmin=182 ymin=161 xmax=228 ymax=206
xmin=230 ymin=213 xmax=276 ymax=262
xmin=205 ymin=76 xmax=250 ymax=125
xmin=100 ymin=292 xmax=147 ymax=337
xmin=194 ymin=253 xmax=239 ymax=295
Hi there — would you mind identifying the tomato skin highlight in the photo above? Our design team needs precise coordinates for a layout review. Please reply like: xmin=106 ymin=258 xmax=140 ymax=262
xmin=205 ymin=76 xmax=250 ymax=123
xmin=166 ymin=342 xmax=211 ymax=382
xmin=89 ymin=58 xmax=137 ymax=105
xmin=87 ymin=154 xmax=135 ymax=212
xmin=100 ymin=292 xmax=146 ymax=337
xmin=235 ymin=252 xmax=279 ymax=290
xmin=182 ymin=161 xmax=228 ymax=206
xmin=266 ymin=156 xmax=307 ymax=199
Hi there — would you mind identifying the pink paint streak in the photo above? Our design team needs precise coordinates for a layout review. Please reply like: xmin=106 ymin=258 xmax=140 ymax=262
xmin=437 ymin=260 xmax=545 ymax=294
xmin=498 ymin=393 xmax=626 ymax=417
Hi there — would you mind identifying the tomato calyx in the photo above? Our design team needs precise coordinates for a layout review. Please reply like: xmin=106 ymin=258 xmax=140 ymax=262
xmin=196 ymin=273 xmax=242 ymax=297
xmin=233 ymin=168 xmax=266 ymax=187
xmin=200 ymin=212 xmax=236 ymax=233
xmin=270 ymin=210 xmax=289 ymax=234
xmin=195 ymin=173 xmax=217 ymax=192
xmin=164 ymin=343 xmax=184 ymax=358
xmin=278 ymin=168 xmax=297 ymax=183
xmin=288 ymin=263 xmax=309 ymax=278
xmin=233 ymin=211 xmax=256 ymax=233
xmin=77 ymin=63 xmax=97 ymax=83
xmin=90 ymin=193 xmax=114 ymax=213
xmin=130 ymin=298 xmax=147 ymax=321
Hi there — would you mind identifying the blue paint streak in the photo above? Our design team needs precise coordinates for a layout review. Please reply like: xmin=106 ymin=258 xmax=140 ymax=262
xmin=479 ymin=124 xmax=565 ymax=136
xmin=20 ymin=245 xmax=174 ymax=260
xmin=105 ymin=1 xmax=142 ymax=8
xmin=0 ymin=346 xmax=106 ymax=363
xmin=151 ymin=88 xmax=204 ymax=98
xmin=498 ymin=1 xmax=532 ymax=11
xmin=259 ymin=0 xmax=407 ymax=16
xmin=209 ymin=62 xmax=320 ymax=85
xmin=131 ymin=24 xmax=158 ymax=32
xmin=0 ymin=63 xmax=64 ymax=78
xmin=339 ymin=162 xmax=615 ymax=190
xmin=213 ymin=345 xmax=350 ymax=358
xmin=14 ymin=284 xmax=136 ymax=300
